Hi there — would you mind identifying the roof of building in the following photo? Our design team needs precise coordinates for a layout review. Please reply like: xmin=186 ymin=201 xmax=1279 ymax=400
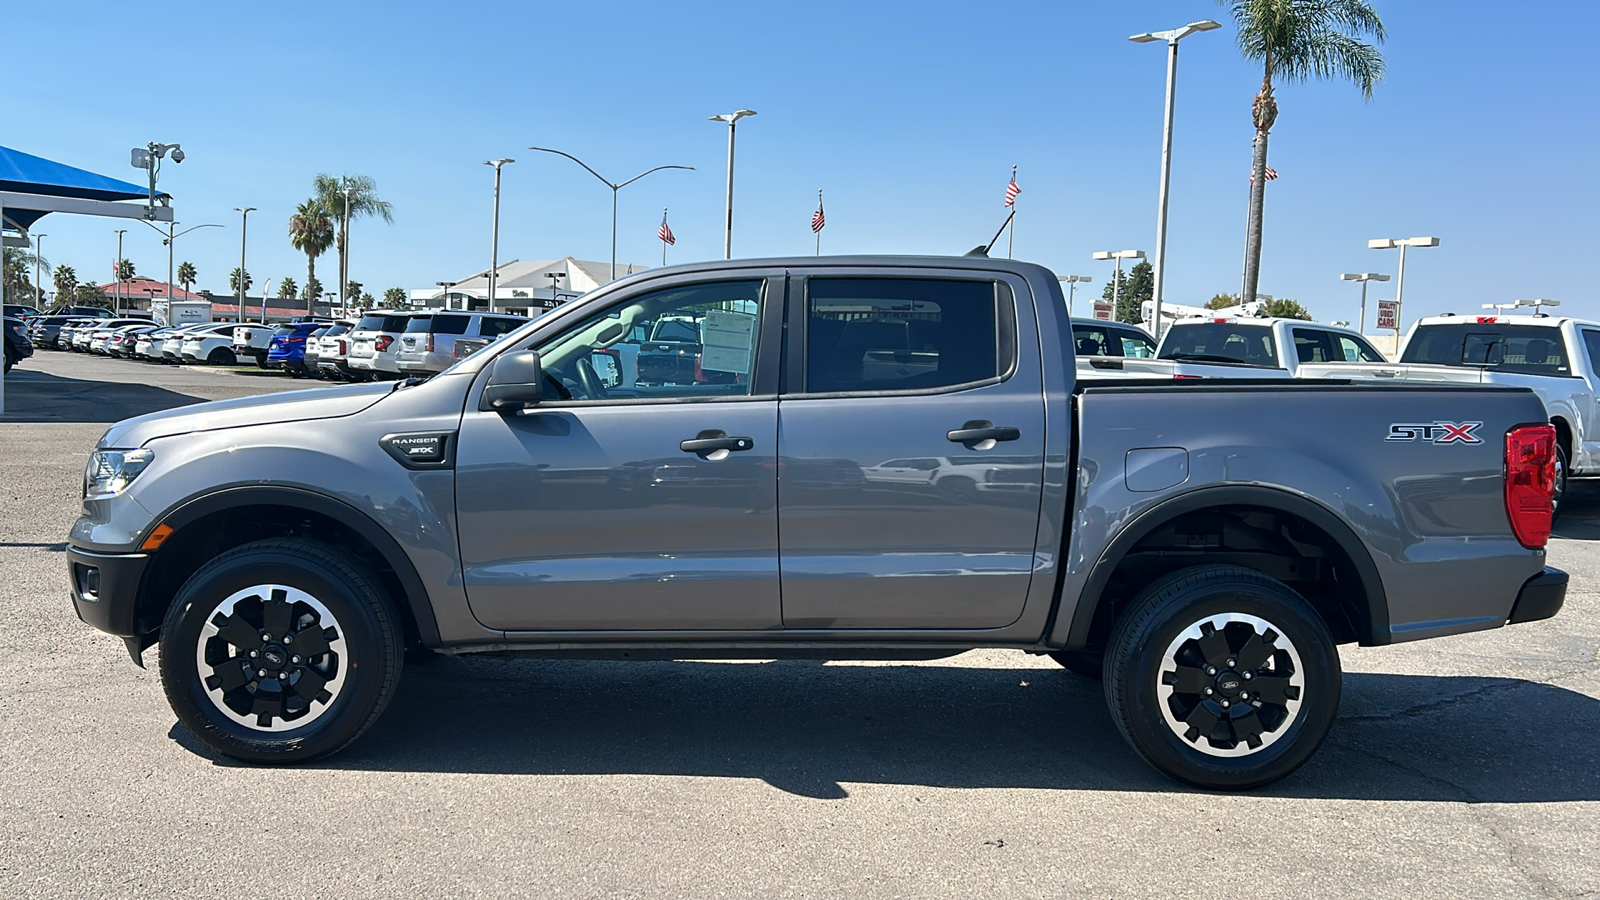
xmin=96 ymin=277 xmax=206 ymax=300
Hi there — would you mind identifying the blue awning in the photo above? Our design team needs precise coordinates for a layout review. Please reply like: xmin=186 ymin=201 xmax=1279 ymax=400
xmin=0 ymin=145 xmax=169 ymax=230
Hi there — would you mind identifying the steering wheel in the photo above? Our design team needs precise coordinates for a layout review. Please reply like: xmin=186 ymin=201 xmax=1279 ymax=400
xmin=575 ymin=357 xmax=608 ymax=400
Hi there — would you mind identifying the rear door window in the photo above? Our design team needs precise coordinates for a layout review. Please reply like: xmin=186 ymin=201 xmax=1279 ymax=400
xmin=1402 ymin=324 xmax=1572 ymax=375
xmin=432 ymin=315 xmax=470 ymax=335
xmin=804 ymin=278 xmax=1000 ymax=393
xmin=355 ymin=314 xmax=387 ymax=331
xmin=480 ymin=316 xmax=525 ymax=338
xmin=1117 ymin=328 xmax=1156 ymax=358
xmin=1071 ymin=325 xmax=1117 ymax=357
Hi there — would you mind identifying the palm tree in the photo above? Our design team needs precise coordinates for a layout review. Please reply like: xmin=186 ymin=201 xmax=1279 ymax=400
xmin=288 ymin=199 xmax=335 ymax=300
xmin=1226 ymin=0 xmax=1385 ymax=303
xmin=382 ymin=287 xmax=408 ymax=310
xmin=277 ymin=278 xmax=298 ymax=300
xmin=53 ymin=264 xmax=78 ymax=309
xmin=313 ymin=173 xmax=393 ymax=301
xmin=116 ymin=258 xmax=135 ymax=281
xmin=229 ymin=267 xmax=252 ymax=296
xmin=3 ymin=246 xmax=47 ymax=304
xmin=177 ymin=261 xmax=197 ymax=295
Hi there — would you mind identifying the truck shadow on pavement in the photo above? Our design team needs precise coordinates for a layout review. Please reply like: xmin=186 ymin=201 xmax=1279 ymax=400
xmin=1 ymin=368 xmax=207 ymax=423
xmin=1553 ymin=485 xmax=1600 ymax=540
xmin=207 ymin=658 xmax=1600 ymax=802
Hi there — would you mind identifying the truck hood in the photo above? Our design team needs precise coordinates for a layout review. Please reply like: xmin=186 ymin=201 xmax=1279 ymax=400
xmin=99 ymin=382 xmax=394 ymax=448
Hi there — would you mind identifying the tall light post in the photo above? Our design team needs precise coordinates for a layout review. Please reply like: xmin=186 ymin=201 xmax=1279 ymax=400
xmin=113 ymin=229 xmax=127 ymax=315
xmin=483 ymin=158 xmax=514 ymax=311
xmin=1368 ymin=236 xmax=1439 ymax=332
xmin=1339 ymin=272 xmax=1390 ymax=333
xmin=545 ymin=271 xmax=565 ymax=310
xmin=1092 ymin=249 xmax=1145 ymax=323
xmin=708 ymin=109 xmax=757 ymax=260
xmin=1058 ymin=275 xmax=1093 ymax=317
xmin=1131 ymin=19 xmax=1220 ymax=343
xmin=340 ymin=184 xmax=353 ymax=313
xmin=235 ymin=208 xmax=256 ymax=315
xmin=436 ymin=281 xmax=456 ymax=310
xmin=528 ymin=147 xmax=693 ymax=282
xmin=141 ymin=219 xmax=222 ymax=307
xmin=32 ymin=234 xmax=45 ymax=308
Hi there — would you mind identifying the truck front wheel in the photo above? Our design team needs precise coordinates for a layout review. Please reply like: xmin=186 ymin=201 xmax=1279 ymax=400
xmin=1103 ymin=564 xmax=1340 ymax=791
xmin=158 ymin=539 xmax=403 ymax=763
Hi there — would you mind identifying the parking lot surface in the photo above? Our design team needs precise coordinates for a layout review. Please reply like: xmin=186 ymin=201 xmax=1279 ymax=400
xmin=3 ymin=352 xmax=1597 ymax=898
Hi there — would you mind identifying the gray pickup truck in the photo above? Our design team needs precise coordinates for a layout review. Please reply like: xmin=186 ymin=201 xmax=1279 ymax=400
xmin=66 ymin=256 xmax=1566 ymax=790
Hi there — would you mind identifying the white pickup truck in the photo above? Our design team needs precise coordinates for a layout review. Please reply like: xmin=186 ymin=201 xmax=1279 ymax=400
xmin=1325 ymin=313 xmax=1600 ymax=512
xmin=1078 ymin=317 xmax=1389 ymax=380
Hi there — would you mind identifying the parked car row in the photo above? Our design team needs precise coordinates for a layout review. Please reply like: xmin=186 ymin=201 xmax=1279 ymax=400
xmin=22 ymin=308 xmax=534 ymax=382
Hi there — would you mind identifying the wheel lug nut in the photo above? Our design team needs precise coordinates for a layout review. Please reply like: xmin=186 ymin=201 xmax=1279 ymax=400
xmin=1203 ymin=687 xmax=1214 ymax=696
xmin=1240 ymin=691 xmax=1249 ymax=700
xmin=1226 ymin=658 xmax=1236 ymax=667
xmin=1205 ymin=667 xmax=1217 ymax=676
xmin=261 ymin=632 xmax=272 ymax=642
xmin=291 ymin=656 xmax=301 ymax=664
xmin=284 ymin=635 xmax=293 ymax=644
xmin=278 ymin=673 xmax=288 ymax=681
xmin=1221 ymin=699 xmax=1231 ymax=708
xmin=249 ymin=651 xmax=258 ymax=658
xmin=257 ymin=669 xmax=268 ymax=678
xmin=1242 ymin=671 xmax=1253 ymax=680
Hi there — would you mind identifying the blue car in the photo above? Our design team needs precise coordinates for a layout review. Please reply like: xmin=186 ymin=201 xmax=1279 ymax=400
xmin=265 ymin=322 xmax=322 ymax=376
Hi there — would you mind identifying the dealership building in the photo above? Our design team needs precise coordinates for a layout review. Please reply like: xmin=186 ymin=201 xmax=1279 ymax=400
xmin=411 ymin=257 xmax=646 ymax=317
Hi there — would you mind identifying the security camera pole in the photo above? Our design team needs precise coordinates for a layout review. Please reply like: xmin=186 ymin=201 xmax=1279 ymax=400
xmin=134 ymin=141 xmax=183 ymax=219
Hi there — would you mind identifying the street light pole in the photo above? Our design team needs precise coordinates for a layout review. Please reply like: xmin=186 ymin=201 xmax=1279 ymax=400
xmin=1368 ymin=236 xmax=1439 ymax=333
xmin=1339 ymin=272 xmax=1390 ymax=333
xmin=708 ymin=110 xmax=757 ymax=260
xmin=113 ymin=229 xmax=126 ymax=316
xmin=1058 ymin=275 xmax=1093 ymax=317
xmin=527 ymin=147 xmax=694 ymax=282
xmin=1131 ymin=19 xmax=1220 ymax=344
xmin=341 ymin=185 xmax=353 ymax=311
xmin=436 ymin=281 xmax=456 ymax=310
xmin=234 ymin=208 xmax=255 ymax=316
xmin=1092 ymin=250 xmax=1146 ymax=323
xmin=545 ymin=272 xmax=564 ymax=310
xmin=33 ymin=234 xmax=45 ymax=308
xmin=484 ymin=159 xmax=514 ymax=312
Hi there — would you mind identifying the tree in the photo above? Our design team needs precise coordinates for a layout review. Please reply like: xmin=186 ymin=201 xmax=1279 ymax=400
xmin=1262 ymin=297 xmax=1313 ymax=320
xmin=75 ymin=281 xmax=108 ymax=305
xmin=1119 ymin=260 xmax=1154 ymax=325
xmin=382 ymin=287 xmax=408 ymax=309
xmin=288 ymin=199 xmax=335 ymax=301
xmin=229 ymin=267 xmax=252 ymax=295
xmin=1098 ymin=266 xmax=1133 ymax=322
xmin=277 ymin=278 xmax=298 ymax=300
xmin=2 ymin=247 xmax=41 ymax=304
xmin=344 ymin=280 xmax=364 ymax=307
xmin=116 ymin=258 xmax=135 ymax=281
xmin=313 ymin=173 xmax=393 ymax=303
xmin=177 ymin=261 xmax=197 ymax=295
xmin=1225 ymin=0 xmax=1385 ymax=304
xmin=1205 ymin=293 xmax=1241 ymax=310
xmin=302 ymin=276 xmax=324 ymax=301
xmin=52 ymin=264 xmax=78 ymax=308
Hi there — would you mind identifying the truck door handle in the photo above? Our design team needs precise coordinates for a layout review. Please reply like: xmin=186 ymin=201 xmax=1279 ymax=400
xmin=680 ymin=430 xmax=755 ymax=455
xmin=946 ymin=421 xmax=1020 ymax=446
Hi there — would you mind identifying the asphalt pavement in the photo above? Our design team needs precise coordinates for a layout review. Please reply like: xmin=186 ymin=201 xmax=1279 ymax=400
xmin=2 ymin=350 xmax=1597 ymax=898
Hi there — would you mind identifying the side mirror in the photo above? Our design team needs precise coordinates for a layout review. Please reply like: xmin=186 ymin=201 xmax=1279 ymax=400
xmin=480 ymin=350 xmax=545 ymax=412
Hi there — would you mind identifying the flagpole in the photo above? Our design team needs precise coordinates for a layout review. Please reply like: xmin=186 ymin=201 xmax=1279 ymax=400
xmin=816 ymin=189 xmax=822 ymax=256
xmin=1007 ymin=165 xmax=1017 ymax=259
xmin=662 ymin=207 xmax=668 ymax=267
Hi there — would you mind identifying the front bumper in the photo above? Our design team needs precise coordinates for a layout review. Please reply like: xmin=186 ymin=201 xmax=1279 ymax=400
xmin=1509 ymin=567 xmax=1567 ymax=624
xmin=66 ymin=545 xmax=150 ymax=638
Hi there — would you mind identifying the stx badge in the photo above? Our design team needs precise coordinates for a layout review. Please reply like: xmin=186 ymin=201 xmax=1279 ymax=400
xmin=1386 ymin=421 xmax=1484 ymax=444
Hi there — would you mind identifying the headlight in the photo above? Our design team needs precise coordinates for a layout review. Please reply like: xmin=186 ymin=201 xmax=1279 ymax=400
xmin=84 ymin=448 xmax=154 ymax=499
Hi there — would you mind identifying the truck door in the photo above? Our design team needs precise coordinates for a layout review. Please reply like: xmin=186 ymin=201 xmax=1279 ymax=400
xmin=776 ymin=273 xmax=1047 ymax=630
xmin=454 ymin=274 xmax=784 ymax=631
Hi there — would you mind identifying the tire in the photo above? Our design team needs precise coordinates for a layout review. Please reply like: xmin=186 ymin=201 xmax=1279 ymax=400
xmin=158 ymin=539 xmax=404 ymax=763
xmin=1552 ymin=443 xmax=1569 ymax=523
xmin=254 ymin=354 xmax=270 ymax=369
xmin=1103 ymin=564 xmax=1340 ymax=791
xmin=1048 ymin=649 xmax=1103 ymax=679
xmin=207 ymin=347 xmax=237 ymax=366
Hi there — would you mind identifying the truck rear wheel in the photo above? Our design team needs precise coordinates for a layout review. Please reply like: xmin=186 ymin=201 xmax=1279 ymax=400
xmin=1103 ymin=564 xmax=1340 ymax=791
xmin=158 ymin=539 xmax=403 ymax=763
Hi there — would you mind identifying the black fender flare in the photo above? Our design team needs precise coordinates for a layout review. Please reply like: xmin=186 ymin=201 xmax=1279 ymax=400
xmin=1063 ymin=485 xmax=1390 ymax=648
xmin=147 ymin=485 xmax=442 ymax=646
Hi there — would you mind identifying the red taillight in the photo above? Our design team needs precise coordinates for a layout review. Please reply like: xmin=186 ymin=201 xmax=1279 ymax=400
xmin=1505 ymin=423 xmax=1557 ymax=548
xmin=337 ymin=339 xmax=348 ymax=354
xmin=1173 ymin=374 xmax=1203 ymax=380
xmin=1477 ymin=316 xmax=1498 ymax=324
xmin=375 ymin=335 xmax=393 ymax=352
xmin=424 ymin=334 xmax=434 ymax=352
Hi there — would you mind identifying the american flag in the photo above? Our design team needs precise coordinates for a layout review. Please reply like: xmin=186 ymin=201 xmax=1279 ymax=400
xmin=811 ymin=198 xmax=825 ymax=234
xmin=1250 ymin=164 xmax=1279 ymax=183
xmin=658 ymin=211 xmax=675 ymax=245
xmin=1005 ymin=174 xmax=1021 ymax=207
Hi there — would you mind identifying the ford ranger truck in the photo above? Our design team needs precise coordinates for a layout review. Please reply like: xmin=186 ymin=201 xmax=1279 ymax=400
xmin=65 ymin=256 xmax=1566 ymax=791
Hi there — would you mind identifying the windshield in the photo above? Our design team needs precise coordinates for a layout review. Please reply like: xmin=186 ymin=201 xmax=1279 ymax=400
xmin=1401 ymin=323 xmax=1572 ymax=375
xmin=1159 ymin=323 xmax=1279 ymax=367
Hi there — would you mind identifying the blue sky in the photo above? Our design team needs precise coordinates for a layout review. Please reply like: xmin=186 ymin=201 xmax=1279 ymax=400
xmin=12 ymin=0 xmax=1597 ymax=328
